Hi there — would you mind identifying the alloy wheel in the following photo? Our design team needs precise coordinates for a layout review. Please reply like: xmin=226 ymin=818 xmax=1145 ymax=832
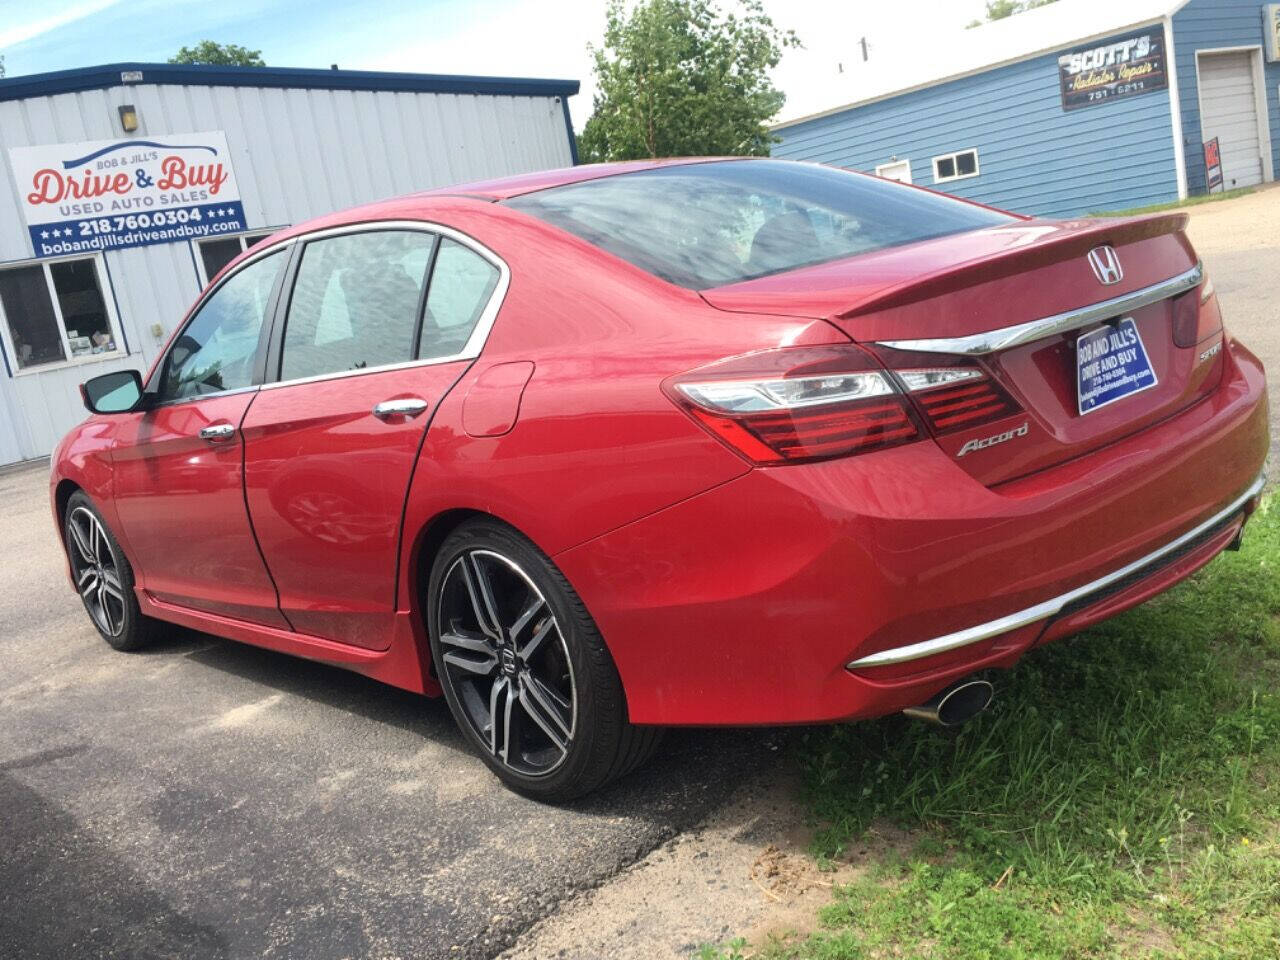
xmin=436 ymin=549 xmax=577 ymax=777
xmin=67 ymin=506 xmax=126 ymax=638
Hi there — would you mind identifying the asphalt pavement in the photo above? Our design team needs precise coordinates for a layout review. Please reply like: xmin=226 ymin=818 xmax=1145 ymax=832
xmin=0 ymin=462 xmax=785 ymax=959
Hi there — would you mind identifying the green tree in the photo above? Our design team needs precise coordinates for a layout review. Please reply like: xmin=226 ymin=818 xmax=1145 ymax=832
xmin=578 ymin=0 xmax=799 ymax=163
xmin=168 ymin=41 xmax=265 ymax=66
xmin=967 ymin=0 xmax=1057 ymax=28
xmin=0 ymin=55 xmax=6 ymax=79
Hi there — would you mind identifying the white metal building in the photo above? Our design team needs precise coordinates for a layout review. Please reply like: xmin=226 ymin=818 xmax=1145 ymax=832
xmin=0 ymin=62 xmax=579 ymax=466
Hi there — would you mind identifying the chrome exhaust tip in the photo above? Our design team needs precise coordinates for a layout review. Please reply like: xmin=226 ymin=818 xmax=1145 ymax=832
xmin=903 ymin=679 xmax=993 ymax=728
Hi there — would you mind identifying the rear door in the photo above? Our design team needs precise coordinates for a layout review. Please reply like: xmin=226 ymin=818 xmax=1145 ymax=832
xmin=242 ymin=226 xmax=505 ymax=648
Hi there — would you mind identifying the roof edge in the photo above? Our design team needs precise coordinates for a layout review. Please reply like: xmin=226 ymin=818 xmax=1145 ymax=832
xmin=0 ymin=62 xmax=580 ymax=104
xmin=772 ymin=15 xmax=1167 ymax=131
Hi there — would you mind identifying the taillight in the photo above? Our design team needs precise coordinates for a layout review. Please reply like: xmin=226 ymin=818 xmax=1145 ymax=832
xmin=665 ymin=345 xmax=921 ymax=465
xmin=1172 ymin=276 xmax=1224 ymax=348
xmin=898 ymin=368 xmax=1021 ymax=434
xmin=868 ymin=347 xmax=1025 ymax=436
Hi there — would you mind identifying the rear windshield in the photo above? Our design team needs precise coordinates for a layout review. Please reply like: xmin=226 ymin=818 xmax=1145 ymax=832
xmin=504 ymin=159 xmax=1015 ymax=290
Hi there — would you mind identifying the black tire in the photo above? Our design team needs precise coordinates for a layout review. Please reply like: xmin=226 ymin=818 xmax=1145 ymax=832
xmin=426 ymin=518 xmax=662 ymax=800
xmin=64 ymin=491 xmax=162 ymax=652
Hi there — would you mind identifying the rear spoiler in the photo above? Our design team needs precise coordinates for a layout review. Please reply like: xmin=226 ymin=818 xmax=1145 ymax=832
xmin=836 ymin=213 xmax=1189 ymax=320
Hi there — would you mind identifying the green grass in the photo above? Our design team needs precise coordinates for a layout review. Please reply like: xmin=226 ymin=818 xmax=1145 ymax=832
xmin=700 ymin=495 xmax=1280 ymax=959
xmin=1091 ymin=186 xmax=1256 ymax=217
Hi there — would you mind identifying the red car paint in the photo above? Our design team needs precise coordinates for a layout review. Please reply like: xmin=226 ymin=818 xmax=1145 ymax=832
xmin=51 ymin=159 xmax=1269 ymax=727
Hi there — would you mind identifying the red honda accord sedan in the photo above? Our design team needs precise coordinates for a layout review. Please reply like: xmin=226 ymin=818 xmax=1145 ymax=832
xmin=52 ymin=158 xmax=1268 ymax=798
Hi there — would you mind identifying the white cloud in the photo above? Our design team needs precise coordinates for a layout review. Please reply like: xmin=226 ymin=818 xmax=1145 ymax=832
xmin=358 ymin=0 xmax=605 ymax=125
xmin=767 ymin=0 xmax=993 ymax=123
xmin=0 ymin=0 xmax=124 ymax=49
xmin=353 ymin=0 xmax=990 ymax=132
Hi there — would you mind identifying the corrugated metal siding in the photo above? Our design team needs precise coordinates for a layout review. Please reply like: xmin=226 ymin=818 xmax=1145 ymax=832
xmin=1173 ymin=0 xmax=1280 ymax=195
xmin=0 ymin=81 xmax=573 ymax=464
xmin=773 ymin=29 xmax=1180 ymax=218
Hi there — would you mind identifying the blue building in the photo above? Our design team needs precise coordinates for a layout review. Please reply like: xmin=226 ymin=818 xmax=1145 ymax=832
xmin=773 ymin=0 xmax=1280 ymax=217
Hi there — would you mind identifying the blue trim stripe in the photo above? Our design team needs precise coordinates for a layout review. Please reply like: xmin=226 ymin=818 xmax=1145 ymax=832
xmin=0 ymin=62 xmax=579 ymax=103
xmin=561 ymin=96 xmax=579 ymax=166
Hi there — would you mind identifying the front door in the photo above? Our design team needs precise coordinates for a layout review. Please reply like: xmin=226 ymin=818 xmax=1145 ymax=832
xmin=242 ymin=228 xmax=504 ymax=648
xmin=112 ymin=246 xmax=289 ymax=627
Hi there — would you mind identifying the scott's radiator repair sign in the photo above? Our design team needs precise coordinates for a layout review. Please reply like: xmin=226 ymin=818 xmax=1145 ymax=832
xmin=9 ymin=131 xmax=246 ymax=257
xmin=1057 ymin=28 xmax=1168 ymax=111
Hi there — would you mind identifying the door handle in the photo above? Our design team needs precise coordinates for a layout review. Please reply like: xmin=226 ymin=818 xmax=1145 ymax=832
xmin=199 ymin=423 xmax=236 ymax=442
xmin=372 ymin=397 xmax=429 ymax=421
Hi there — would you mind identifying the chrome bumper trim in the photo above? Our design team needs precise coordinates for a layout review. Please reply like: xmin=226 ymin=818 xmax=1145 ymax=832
xmin=875 ymin=263 xmax=1203 ymax=356
xmin=846 ymin=472 xmax=1265 ymax=670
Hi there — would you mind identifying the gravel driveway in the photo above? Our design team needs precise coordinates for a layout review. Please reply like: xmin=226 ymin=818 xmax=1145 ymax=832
xmin=1 ymin=184 xmax=1275 ymax=960
xmin=1181 ymin=185 xmax=1280 ymax=478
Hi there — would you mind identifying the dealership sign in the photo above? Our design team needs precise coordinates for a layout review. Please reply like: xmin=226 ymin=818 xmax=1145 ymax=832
xmin=1058 ymin=28 xmax=1168 ymax=111
xmin=8 ymin=131 xmax=245 ymax=258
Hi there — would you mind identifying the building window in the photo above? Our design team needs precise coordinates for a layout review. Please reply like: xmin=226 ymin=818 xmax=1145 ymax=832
xmin=0 ymin=256 xmax=122 ymax=372
xmin=195 ymin=230 xmax=279 ymax=287
xmin=932 ymin=149 xmax=980 ymax=184
xmin=874 ymin=159 xmax=913 ymax=184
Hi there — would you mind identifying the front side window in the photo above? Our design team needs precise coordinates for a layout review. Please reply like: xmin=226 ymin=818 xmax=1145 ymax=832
xmin=0 ymin=256 xmax=120 ymax=370
xmin=159 ymin=249 xmax=285 ymax=401
xmin=505 ymin=158 xmax=1013 ymax=289
xmin=279 ymin=231 xmax=435 ymax=382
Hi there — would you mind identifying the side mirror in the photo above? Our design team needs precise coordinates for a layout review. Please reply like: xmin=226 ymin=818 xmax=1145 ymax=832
xmin=80 ymin=369 xmax=145 ymax=414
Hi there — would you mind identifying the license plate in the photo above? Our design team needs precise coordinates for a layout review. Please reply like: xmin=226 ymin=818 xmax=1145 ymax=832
xmin=1076 ymin=317 xmax=1158 ymax=415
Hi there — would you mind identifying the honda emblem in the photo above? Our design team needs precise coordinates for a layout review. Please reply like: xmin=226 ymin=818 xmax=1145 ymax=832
xmin=1087 ymin=246 xmax=1124 ymax=285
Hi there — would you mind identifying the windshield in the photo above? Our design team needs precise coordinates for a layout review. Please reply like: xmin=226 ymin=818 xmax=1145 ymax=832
xmin=504 ymin=159 xmax=1016 ymax=290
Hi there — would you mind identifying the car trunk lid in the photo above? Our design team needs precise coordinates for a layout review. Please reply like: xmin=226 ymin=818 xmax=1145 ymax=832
xmin=701 ymin=215 xmax=1225 ymax=486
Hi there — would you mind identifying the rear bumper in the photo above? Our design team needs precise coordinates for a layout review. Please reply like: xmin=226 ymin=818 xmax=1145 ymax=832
xmin=846 ymin=471 xmax=1263 ymax=670
xmin=556 ymin=337 xmax=1269 ymax=726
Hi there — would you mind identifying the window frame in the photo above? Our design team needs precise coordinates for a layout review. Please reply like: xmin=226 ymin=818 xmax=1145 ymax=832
xmin=262 ymin=220 xmax=511 ymax=392
xmin=193 ymin=229 xmax=284 ymax=288
xmin=932 ymin=149 xmax=981 ymax=184
xmin=0 ymin=253 xmax=126 ymax=377
xmin=874 ymin=159 xmax=913 ymax=184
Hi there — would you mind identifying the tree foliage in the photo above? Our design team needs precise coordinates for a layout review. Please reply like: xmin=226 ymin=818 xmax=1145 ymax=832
xmin=578 ymin=0 xmax=799 ymax=163
xmin=967 ymin=0 xmax=1058 ymax=28
xmin=168 ymin=41 xmax=265 ymax=66
xmin=0 ymin=55 xmax=6 ymax=79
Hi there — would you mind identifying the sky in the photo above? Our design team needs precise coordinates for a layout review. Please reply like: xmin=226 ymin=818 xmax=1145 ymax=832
xmin=0 ymin=0 xmax=996 ymax=129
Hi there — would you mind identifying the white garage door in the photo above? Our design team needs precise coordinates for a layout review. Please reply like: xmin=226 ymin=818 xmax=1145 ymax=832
xmin=1198 ymin=51 xmax=1265 ymax=189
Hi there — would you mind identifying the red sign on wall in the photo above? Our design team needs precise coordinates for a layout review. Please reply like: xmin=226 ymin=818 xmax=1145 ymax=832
xmin=1203 ymin=138 xmax=1224 ymax=193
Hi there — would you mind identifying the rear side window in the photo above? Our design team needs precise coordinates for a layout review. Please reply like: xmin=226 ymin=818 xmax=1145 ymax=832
xmin=505 ymin=158 xmax=1014 ymax=289
xmin=280 ymin=230 xmax=435 ymax=381
xmin=418 ymin=239 xmax=500 ymax=360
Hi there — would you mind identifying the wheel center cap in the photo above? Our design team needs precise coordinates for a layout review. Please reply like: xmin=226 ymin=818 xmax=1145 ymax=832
xmin=500 ymin=646 xmax=518 ymax=676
